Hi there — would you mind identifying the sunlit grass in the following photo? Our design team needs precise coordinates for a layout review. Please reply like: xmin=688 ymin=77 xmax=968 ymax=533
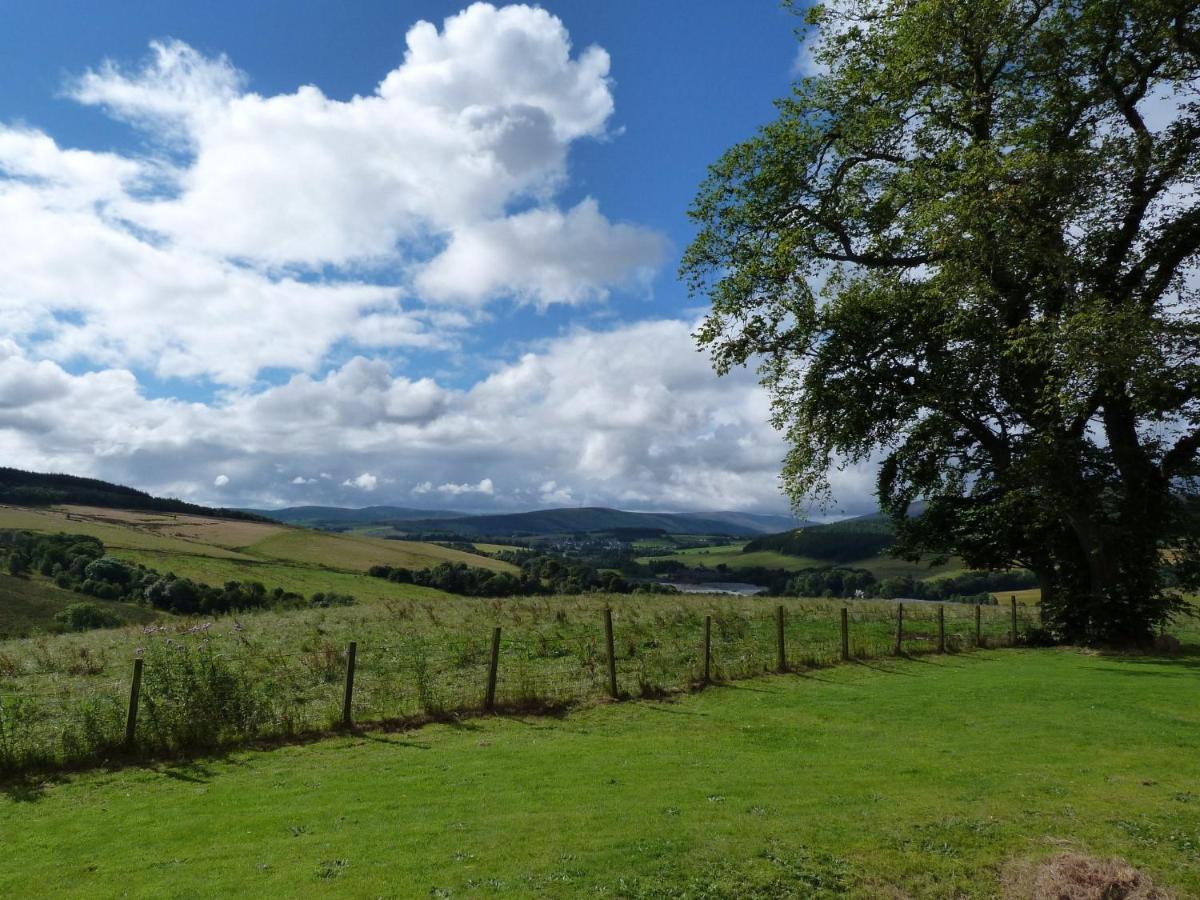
xmin=3 ymin=648 xmax=1198 ymax=897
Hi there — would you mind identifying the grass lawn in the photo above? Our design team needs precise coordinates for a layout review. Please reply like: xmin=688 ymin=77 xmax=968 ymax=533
xmin=2 ymin=647 xmax=1197 ymax=898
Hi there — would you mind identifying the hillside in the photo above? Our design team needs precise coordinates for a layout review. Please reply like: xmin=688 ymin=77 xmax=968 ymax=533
xmin=0 ymin=572 xmax=158 ymax=638
xmin=252 ymin=505 xmax=802 ymax=537
xmin=389 ymin=506 xmax=784 ymax=538
xmin=249 ymin=504 xmax=467 ymax=528
xmin=745 ymin=512 xmax=897 ymax=562
xmin=0 ymin=504 xmax=518 ymax=621
xmin=0 ymin=468 xmax=267 ymax=522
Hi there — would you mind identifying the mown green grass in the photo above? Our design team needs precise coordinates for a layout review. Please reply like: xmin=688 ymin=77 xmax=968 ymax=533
xmin=2 ymin=648 xmax=1198 ymax=898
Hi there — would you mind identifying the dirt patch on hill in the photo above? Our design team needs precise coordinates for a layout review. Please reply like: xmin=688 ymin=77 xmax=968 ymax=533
xmin=1003 ymin=852 xmax=1171 ymax=899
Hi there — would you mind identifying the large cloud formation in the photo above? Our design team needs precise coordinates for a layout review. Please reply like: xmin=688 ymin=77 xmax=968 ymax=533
xmin=0 ymin=3 xmax=664 ymax=385
xmin=0 ymin=4 xmax=874 ymax=515
xmin=0 ymin=322 xmax=873 ymax=513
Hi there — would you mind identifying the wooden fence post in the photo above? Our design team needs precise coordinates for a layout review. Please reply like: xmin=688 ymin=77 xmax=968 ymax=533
xmin=840 ymin=607 xmax=850 ymax=661
xmin=703 ymin=615 xmax=712 ymax=685
xmin=937 ymin=605 xmax=945 ymax=653
xmin=485 ymin=627 xmax=501 ymax=711
xmin=776 ymin=605 xmax=786 ymax=673
xmin=124 ymin=656 xmax=143 ymax=749
xmin=975 ymin=604 xmax=982 ymax=648
xmin=603 ymin=607 xmax=618 ymax=699
xmin=341 ymin=641 xmax=357 ymax=728
xmin=894 ymin=603 xmax=904 ymax=655
xmin=1010 ymin=596 xmax=1018 ymax=646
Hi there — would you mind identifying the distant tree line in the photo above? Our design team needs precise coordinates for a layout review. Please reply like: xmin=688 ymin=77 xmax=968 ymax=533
xmin=0 ymin=530 xmax=352 ymax=624
xmin=784 ymin=567 xmax=1038 ymax=604
xmin=368 ymin=556 xmax=679 ymax=597
xmin=745 ymin=521 xmax=896 ymax=563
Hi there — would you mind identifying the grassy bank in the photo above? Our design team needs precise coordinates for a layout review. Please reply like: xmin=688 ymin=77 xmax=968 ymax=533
xmin=2 ymin=648 xmax=1197 ymax=897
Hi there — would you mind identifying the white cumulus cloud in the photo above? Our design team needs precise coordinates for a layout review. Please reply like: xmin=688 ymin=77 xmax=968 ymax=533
xmin=0 ymin=4 xmax=664 ymax=386
xmin=343 ymin=473 xmax=378 ymax=491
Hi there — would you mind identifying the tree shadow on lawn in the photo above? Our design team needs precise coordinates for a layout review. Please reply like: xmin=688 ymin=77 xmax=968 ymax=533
xmin=0 ymin=775 xmax=60 ymax=803
xmin=849 ymin=659 xmax=918 ymax=676
xmin=1087 ymin=646 xmax=1200 ymax=676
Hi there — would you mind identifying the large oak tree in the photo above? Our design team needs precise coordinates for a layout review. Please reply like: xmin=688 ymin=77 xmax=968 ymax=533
xmin=683 ymin=0 xmax=1200 ymax=643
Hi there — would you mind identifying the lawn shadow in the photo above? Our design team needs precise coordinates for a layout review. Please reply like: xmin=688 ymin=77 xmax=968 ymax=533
xmin=792 ymin=670 xmax=849 ymax=685
xmin=851 ymin=659 xmax=917 ymax=676
xmin=158 ymin=760 xmax=220 ymax=784
xmin=359 ymin=732 xmax=433 ymax=751
xmin=1091 ymin=643 xmax=1200 ymax=674
xmin=0 ymin=775 xmax=62 ymax=803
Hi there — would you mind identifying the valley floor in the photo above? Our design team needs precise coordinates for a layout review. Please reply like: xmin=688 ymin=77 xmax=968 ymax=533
xmin=2 ymin=647 xmax=1198 ymax=898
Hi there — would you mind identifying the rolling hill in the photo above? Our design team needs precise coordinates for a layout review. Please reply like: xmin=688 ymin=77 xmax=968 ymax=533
xmin=251 ymin=505 xmax=802 ymax=537
xmin=745 ymin=513 xmax=897 ymax=562
xmin=0 ymin=503 xmax=520 ymax=631
xmin=362 ymin=507 xmax=798 ymax=538
xmin=0 ymin=467 xmax=268 ymax=521
xmin=249 ymin=504 xmax=468 ymax=528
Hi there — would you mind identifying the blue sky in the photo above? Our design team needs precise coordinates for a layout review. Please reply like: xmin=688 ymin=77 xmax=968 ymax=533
xmin=0 ymin=2 xmax=872 ymax=515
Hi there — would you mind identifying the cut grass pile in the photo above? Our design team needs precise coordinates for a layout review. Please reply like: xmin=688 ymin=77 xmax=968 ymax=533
xmin=2 ymin=647 xmax=1198 ymax=897
xmin=0 ymin=594 xmax=1036 ymax=775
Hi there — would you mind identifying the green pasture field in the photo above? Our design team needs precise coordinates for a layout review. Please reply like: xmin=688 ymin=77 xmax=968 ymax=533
xmin=2 ymin=647 xmax=1198 ymax=898
xmin=0 ymin=506 xmax=255 ymax=559
xmin=105 ymin=548 xmax=452 ymax=605
xmin=243 ymin=531 xmax=516 ymax=574
xmin=472 ymin=542 xmax=525 ymax=555
xmin=639 ymin=541 xmax=965 ymax=579
xmin=0 ymin=505 xmax=519 ymax=628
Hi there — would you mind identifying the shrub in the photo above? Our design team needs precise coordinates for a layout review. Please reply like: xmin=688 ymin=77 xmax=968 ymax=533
xmin=138 ymin=641 xmax=268 ymax=753
xmin=55 ymin=602 xmax=121 ymax=632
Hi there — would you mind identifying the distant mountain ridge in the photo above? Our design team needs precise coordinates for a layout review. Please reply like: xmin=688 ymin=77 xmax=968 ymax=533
xmin=247 ymin=505 xmax=468 ymax=527
xmin=253 ymin=505 xmax=803 ymax=537
xmin=0 ymin=468 xmax=269 ymax=522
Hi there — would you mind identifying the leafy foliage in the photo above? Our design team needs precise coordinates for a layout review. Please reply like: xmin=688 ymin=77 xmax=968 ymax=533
xmin=747 ymin=519 xmax=896 ymax=562
xmin=0 ymin=530 xmax=351 ymax=618
xmin=683 ymin=0 xmax=1200 ymax=644
xmin=368 ymin=556 xmax=679 ymax=597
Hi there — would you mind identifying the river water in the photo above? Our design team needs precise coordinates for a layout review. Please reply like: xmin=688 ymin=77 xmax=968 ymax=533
xmin=662 ymin=582 xmax=767 ymax=596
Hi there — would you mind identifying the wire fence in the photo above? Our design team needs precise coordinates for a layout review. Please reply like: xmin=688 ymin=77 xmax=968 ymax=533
xmin=0 ymin=598 xmax=1037 ymax=776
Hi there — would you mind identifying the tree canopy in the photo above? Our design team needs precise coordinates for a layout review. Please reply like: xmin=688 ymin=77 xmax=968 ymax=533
xmin=683 ymin=0 xmax=1200 ymax=643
